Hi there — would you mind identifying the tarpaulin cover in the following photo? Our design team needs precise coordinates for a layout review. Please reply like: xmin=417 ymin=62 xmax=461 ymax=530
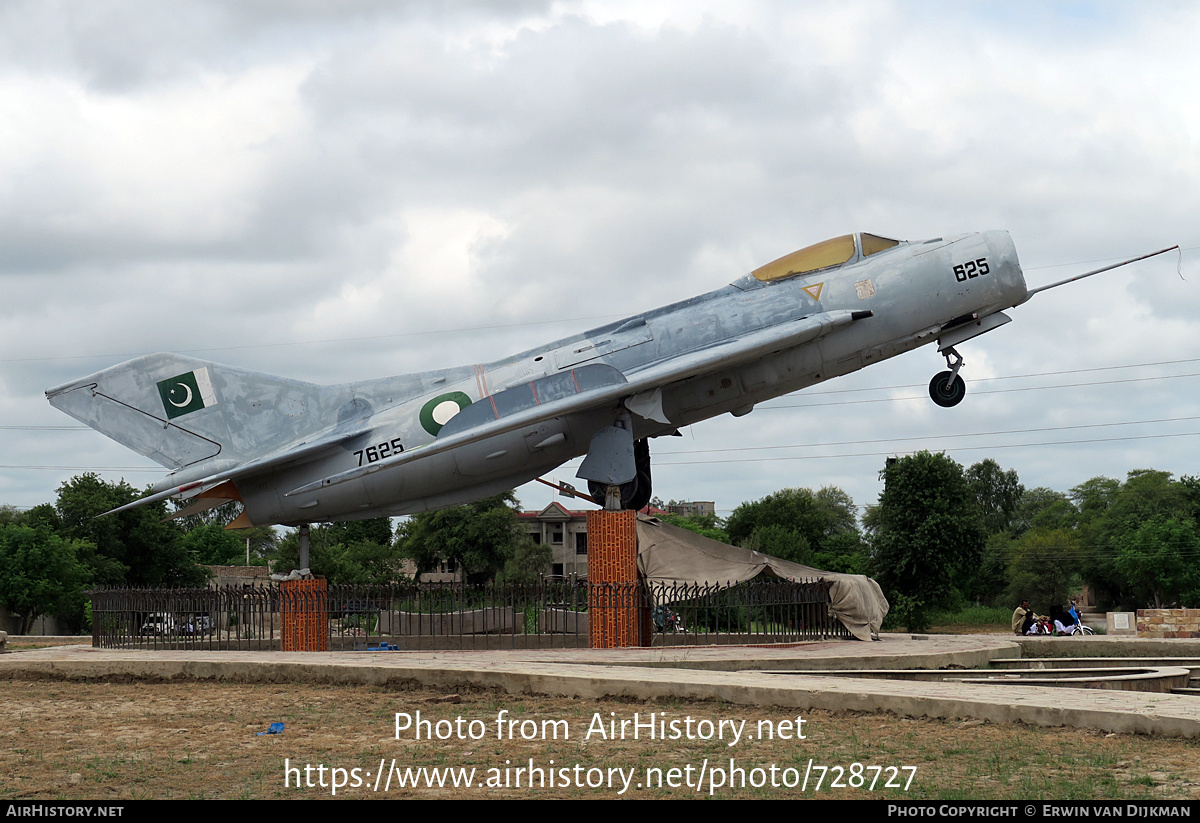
xmin=635 ymin=515 xmax=888 ymax=641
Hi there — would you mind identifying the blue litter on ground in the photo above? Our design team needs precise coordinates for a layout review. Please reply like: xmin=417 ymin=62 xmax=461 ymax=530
xmin=256 ymin=722 xmax=285 ymax=736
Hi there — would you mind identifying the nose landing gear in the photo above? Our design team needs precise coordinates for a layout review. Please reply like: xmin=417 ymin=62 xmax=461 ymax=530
xmin=587 ymin=438 xmax=652 ymax=511
xmin=929 ymin=347 xmax=966 ymax=407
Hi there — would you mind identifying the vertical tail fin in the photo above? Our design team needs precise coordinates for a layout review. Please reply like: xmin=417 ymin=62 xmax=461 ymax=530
xmin=46 ymin=353 xmax=327 ymax=470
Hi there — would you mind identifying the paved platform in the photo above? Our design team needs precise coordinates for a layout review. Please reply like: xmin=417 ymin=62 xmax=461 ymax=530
xmin=5 ymin=635 xmax=1200 ymax=737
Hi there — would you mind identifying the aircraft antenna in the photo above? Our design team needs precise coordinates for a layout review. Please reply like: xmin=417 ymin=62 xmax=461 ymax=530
xmin=1026 ymin=245 xmax=1179 ymax=296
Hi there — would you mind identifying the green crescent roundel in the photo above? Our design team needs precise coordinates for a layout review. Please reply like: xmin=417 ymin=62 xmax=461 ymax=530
xmin=419 ymin=391 xmax=473 ymax=436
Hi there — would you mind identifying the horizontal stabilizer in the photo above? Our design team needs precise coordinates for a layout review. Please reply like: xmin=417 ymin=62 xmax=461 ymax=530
xmin=99 ymin=425 xmax=370 ymax=518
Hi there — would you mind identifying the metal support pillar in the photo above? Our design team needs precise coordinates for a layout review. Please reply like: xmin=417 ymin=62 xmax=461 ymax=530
xmin=298 ymin=523 xmax=310 ymax=571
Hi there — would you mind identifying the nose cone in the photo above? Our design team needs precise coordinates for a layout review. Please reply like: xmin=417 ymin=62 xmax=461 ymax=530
xmin=984 ymin=230 xmax=1029 ymax=307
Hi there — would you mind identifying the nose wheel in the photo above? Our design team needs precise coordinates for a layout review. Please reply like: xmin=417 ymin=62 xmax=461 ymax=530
xmin=929 ymin=347 xmax=966 ymax=407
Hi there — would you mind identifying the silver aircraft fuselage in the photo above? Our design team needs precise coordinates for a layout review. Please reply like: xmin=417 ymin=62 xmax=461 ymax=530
xmin=47 ymin=230 xmax=1030 ymax=526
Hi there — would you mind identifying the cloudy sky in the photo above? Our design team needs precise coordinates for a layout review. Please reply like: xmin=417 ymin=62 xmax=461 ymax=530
xmin=3 ymin=0 xmax=1198 ymax=524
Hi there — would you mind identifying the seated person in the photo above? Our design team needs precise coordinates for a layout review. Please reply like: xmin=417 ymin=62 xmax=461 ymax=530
xmin=1012 ymin=599 xmax=1036 ymax=635
xmin=1049 ymin=607 xmax=1076 ymax=635
xmin=1027 ymin=615 xmax=1053 ymax=635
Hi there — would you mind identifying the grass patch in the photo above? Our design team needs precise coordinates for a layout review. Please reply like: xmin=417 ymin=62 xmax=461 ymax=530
xmin=2 ymin=680 xmax=1199 ymax=800
xmin=927 ymin=606 xmax=1012 ymax=627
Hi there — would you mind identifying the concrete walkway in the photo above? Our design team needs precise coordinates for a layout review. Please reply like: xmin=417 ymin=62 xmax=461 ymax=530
xmin=5 ymin=635 xmax=1200 ymax=737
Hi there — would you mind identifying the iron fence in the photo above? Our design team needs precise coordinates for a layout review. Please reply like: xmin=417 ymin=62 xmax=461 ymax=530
xmin=90 ymin=577 xmax=849 ymax=650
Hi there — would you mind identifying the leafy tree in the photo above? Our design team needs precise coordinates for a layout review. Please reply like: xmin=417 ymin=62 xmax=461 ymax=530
xmin=953 ymin=461 xmax=1023 ymax=604
xmin=0 ymin=524 xmax=90 ymax=634
xmin=271 ymin=518 xmax=403 ymax=584
xmin=170 ymin=499 xmax=278 ymax=560
xmin=870 ymin=452 xmax=985 ymax=632
xmin=653 ymin=512 xmax=731 ymax=544
xmin=397 ymin=493 xmax=528 ymax=584
xmin=181 ymin=524 xmax=251 ymax=566
xmin=726 ymin=486 xmax=863 ymax=565
xmin=1004 ymin=527 xmax=1083 ymax=611
xmin=495 ymin=539 xmax=554 ymax=585
xmin=1111 ymin=517 xmax=1200 ymax=608
xmin=1070 ymin=476 xmax=1121 ymax=519
xmin=741 ymin=523 xmax=811 ymax=564
xmin=1073 ymin=470 xmax=1196 ymax=608
xmin=316 ymin=518 xmax=393 ymax=547
xmin=966 ymin=459 xmax=1024 ymax=536
xmin=53 ymin=474 xmax=207 ymax=587
xmin=1011 ymin=487 xmax=1077 ymax=536
xmin=726 ymin=488 xmax=825 ymax=549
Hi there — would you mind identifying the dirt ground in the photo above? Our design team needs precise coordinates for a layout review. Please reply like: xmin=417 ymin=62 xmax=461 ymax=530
xmin=3 ymin=677 xmax=1200 ymax=800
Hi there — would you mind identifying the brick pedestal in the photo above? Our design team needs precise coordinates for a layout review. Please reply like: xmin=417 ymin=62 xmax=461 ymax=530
xmin=586 ymin=509 xmax=649 ymax=648
xmin=281 ymin=578 xmax=328 ymax=651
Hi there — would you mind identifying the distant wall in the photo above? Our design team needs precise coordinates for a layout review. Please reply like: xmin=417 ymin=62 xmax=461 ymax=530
xmin=205 ymin=565 xmax=275 ymax=588
xmin=1137 ymin=608 xmax=1200 ymax=638
xmin=0 ymin=610 xmax=64 ymax=636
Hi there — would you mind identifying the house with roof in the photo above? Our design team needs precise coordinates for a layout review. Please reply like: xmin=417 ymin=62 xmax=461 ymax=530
xmin=517 ymin=502 xmax=590 ymax=577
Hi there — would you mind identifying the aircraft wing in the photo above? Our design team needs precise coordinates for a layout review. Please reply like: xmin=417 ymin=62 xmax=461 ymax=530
xmin=285 ymin=309 xmax=869 ymax=497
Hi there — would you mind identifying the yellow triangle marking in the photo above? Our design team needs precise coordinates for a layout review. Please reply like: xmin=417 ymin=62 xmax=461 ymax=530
xmin=802 ymin=282 xmax=824 ymax=301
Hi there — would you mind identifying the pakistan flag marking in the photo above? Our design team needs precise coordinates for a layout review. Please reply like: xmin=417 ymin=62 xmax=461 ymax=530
xmin=157 ymin=367 xmax=218 ymax=419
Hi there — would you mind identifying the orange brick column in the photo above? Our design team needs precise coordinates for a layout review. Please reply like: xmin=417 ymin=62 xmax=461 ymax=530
xmin=281 ymin=578 xmax=329 ymax=651
xmin=587 ymin=509 xmax=648 ymax=648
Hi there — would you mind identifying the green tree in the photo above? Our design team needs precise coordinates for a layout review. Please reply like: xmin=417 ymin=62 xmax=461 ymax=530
xmin=1011 ymin=487 xmax=1077 ymax=536
xmin=0 ymin=524 xmax=90 ymax=634
xmin=966 ymin=459 xmax=1024 ymax=536
xmin=53 ymin=474 xmax=207 ymax=587
xmin=169 ymin=499 xmax=278 ymax=561
xmin=495 ymin=539 xmax=554 ymax=585
xmin=397 ymin=493 xmax=528 ymax=584
xmin=181 ymin=523 xmax=250 ymax=566
xmin=653 ymin=512 xmax=731 ymax=544
xmin=870 ymin=452 xmax=986 ymax=632
xmin=1112 ymin=517 xmax=1200 ymax=608
xmin=271 ymin=518 xmax=403 ymax=584
xmin=726 ymin=486 xmax=864 ymax=568
xmin=1074 ymin=470 xmax=1195 ymax=608
xmin=1004 ymin=527 xmax=1083 ymax=611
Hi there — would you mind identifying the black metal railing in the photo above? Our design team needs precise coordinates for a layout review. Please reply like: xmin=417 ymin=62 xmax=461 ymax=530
xmin=90 ymin=577 xmax=849 ymax=650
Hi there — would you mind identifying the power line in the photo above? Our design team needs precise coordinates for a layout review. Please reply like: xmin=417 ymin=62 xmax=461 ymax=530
xmin=790 ymin=357 xmax=1200 ymax=397
xmin=653 ymin=430 xmax=1200 ymax=467
xmin=764 ymin=371 xmax=1200 ymax=410
xmin=655 ymin=416 xmax=1200 ymax=458
xmin=0 ymin=465 xmax=160 ymax=472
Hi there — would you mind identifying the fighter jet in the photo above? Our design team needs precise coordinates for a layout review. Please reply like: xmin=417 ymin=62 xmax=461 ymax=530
xmin=46 ymin=231 xmax=1173 ymax=526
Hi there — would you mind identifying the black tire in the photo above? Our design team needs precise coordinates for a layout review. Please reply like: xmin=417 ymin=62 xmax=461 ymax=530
xmin=929 ymin=371 xmax=966 ymax=407
xmin=627 ymin=439 xmax=652 ymax=511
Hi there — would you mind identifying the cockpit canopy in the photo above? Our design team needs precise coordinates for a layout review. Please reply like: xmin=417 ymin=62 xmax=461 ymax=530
xmin=751 ymin=232 xmax=902 ymax=283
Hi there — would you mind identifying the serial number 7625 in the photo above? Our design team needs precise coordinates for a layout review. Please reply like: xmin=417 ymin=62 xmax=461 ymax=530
xmin=354 ymin=438 xmax=405 ymax=467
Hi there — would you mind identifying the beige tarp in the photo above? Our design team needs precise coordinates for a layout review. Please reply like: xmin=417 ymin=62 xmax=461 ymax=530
xmin=635 ymin=515 xmax=889 ymax=642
